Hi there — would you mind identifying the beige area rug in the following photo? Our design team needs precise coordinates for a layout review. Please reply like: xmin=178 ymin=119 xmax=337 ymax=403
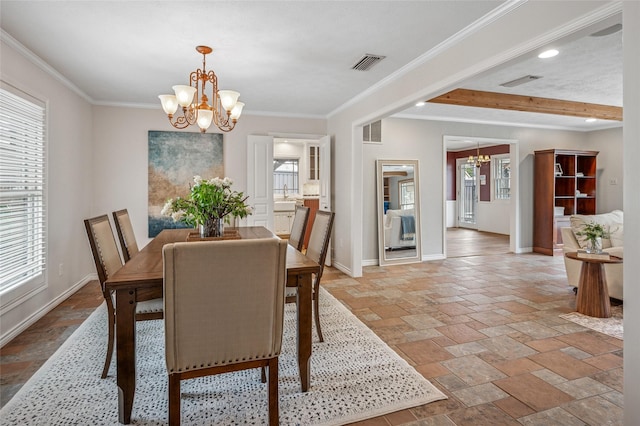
xmin=560 ymin=305 xmax=623 ymax=340
xmin=0 ymin=288 xmax=446 ymax=425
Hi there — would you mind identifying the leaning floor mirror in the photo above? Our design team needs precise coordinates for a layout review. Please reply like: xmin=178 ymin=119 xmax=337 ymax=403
xmin=376 ymin=159 xmax=422 ymax=266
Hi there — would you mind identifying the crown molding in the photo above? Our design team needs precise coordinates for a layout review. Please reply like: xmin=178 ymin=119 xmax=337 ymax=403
xmin=1 ymin=29 xmax=93 ymax=104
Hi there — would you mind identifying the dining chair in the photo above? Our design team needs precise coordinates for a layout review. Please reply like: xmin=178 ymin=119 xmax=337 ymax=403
xmin=286 ymin=210 xmax=334 ymax=342
xmin=84 ymin=215 xmax=163 ymax=379
xmin=288 ymin=205 xmax=310 ymax=251
xmin=163 ymin=238 xmax=288 ymax=426
xmin=112 ymin=209 xmax=139 ymax=262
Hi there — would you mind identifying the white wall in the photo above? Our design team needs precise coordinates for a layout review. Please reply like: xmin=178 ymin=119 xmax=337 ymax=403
xmin=477 ymin=202 xmax=510 ymax=235
xmin=623 ymin=2 xmax=640 ymax=423
xmin=360 ymin=117 xmax=622 ymax=262
xmin=585 ymin=127 xmax=624 ymax=213
xmin=92 ymin=106 xmax=326 ymax=248
xmin=0 ymin=40 xmax=94 ymax=345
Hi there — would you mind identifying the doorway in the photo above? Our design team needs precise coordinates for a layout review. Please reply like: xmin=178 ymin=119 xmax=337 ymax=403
xmin=457 ymin=158 xmax=478 ymax=229
xmin=443 ymin=135 xmax=519 ymax=257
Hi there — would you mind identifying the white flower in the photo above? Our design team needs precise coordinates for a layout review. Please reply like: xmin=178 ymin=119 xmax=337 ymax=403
xmin=193 ymin=175 xmax=203 ymax=186
xmin=161 ymin=199 xmax=173 ymax=216
xmin=222 ymin=177 xmax=233 ymax=186
xmin=171 ymin=211 xmax=185 ymax=221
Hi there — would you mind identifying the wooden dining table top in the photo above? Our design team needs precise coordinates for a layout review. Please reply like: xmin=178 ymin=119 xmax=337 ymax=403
xmin=106 ymin=226 xmax=320 ymax=291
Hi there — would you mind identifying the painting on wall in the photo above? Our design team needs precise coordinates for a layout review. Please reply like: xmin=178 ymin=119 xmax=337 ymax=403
xmin=148 ymin=130 xmax=224 ymax=237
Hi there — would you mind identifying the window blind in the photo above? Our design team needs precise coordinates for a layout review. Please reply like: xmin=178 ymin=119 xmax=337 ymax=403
xmin=0 ymin=85 xmax=47 ymax=294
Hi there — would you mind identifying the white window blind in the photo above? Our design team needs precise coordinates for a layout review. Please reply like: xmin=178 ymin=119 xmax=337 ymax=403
xmin=0 ymin=84 xmax=47 ymax=297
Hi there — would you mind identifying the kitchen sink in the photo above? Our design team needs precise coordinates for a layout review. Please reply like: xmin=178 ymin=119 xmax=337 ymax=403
xmin=274 ymin=200 xmax=297 ymax=211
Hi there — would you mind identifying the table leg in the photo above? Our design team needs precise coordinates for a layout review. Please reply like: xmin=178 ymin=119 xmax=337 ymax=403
xmin=576 ymin=262 xmax=611 ymax=318
xmin=294 ymin=272 xmax=312 ymax=392
xmin=115 ymin=289 xmax=137 ymax=424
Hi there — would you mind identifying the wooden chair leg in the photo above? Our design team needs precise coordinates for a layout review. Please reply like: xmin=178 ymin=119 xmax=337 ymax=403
xmin=168 ymin=374 xmax=181 ymax=426
xmin=101 ymin=297 xmax=115 ymax=378
xmin=313 ymin=284 xmax=324 ymax=342
xmin=268 ymin=357 xmax=279 ymax=426
xmin=261 ymin=366 xmax=266 ymax=383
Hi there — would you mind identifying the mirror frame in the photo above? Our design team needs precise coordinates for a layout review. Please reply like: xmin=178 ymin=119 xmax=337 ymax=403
xmin=376 ymin=159 xmax=422 ymax=266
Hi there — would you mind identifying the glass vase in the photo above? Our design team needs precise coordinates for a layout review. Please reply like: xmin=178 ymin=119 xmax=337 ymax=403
xmin=199 ymin=217 xmax=224 ymax=238
xmin=587 ymin=237 xmax=603 ymax=253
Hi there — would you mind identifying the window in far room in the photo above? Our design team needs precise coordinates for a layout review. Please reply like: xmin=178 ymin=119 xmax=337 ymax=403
xmin=399 ymin=179 xmax=415 ymax=210
xmin=493 ymin=154 xmax=511 ymax=200
xmin=273 ymin=158 xmax=299 ymax=196
xmin=0 ymin=82 xmax=47 ymax=308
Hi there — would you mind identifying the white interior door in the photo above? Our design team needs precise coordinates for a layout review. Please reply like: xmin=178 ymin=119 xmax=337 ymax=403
xmin=247 ymin=135 xmax=274 ymax=230
xmin=318 ymin=135 xmax=331 ymax=265
xmin=318 ymin=135 xmax=331 ymax=212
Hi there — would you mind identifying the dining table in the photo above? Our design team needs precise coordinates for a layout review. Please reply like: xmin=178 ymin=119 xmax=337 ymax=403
xmin=105 ymin=226 xmax=320 ymax=424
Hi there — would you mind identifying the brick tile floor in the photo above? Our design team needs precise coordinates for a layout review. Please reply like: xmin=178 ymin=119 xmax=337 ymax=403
xmin=0 ymin=242 xmax=624 ymax=424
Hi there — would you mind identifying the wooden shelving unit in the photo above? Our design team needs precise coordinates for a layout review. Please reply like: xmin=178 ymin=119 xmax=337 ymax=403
xmin=533 ymin=149 xmax=598 ymax=255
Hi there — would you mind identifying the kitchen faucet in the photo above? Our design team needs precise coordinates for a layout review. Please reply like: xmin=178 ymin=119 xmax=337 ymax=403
xmin=283 ymin=183 xmax=288 ymax=199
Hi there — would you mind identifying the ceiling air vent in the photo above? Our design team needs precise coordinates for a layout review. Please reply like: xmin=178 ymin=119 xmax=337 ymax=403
xmin=500 ymin=75 xmax=542 ymax=88
xmin=351 ymin=54 xmax=386 ymax=71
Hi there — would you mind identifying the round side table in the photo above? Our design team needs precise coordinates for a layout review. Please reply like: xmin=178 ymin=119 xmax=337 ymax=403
xmin=565 ymin=252 xmax=623 ymax=318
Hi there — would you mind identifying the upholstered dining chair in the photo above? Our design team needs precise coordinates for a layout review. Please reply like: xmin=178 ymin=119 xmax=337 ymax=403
xmin=163 ymin=238 xmax=288 ymax=426
xmin=288 ymin=205 xmax=310 ymax=251
xmin=286 ymin=210 xmax=334 ymax=342
xmin=84 ymin=215 xmax=163 ymax=379
xmin=112 ymin=209 xmax=139 ymax=262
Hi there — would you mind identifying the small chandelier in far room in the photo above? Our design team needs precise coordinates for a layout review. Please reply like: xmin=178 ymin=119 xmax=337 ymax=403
xmin=468 ymin=143 xmax=490 ymax=168
xmin=158 ymin=46 xmax=244 ymax=133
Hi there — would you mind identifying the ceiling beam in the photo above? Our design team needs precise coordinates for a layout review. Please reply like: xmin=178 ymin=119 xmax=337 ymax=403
xmin=428 ymin=89 xmax=622 ymax=121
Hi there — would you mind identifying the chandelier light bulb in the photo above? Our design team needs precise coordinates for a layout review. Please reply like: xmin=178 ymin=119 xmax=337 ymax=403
xmin=172 ymin=85 xmax=197 ymax=107
xmin=218 ymin=90 xmax=240 ymax=112
xmin=230 ymin=101 xmax=245 ymax=121
xmin=196 ymin=109 xmax=214 ymax=132
xmin=158 ymin=95 xmax=179 ymax=115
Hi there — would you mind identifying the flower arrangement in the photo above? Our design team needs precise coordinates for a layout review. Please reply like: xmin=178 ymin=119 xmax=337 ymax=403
xmin=575 ymin=221 xmax=609 ymax=252
xmin=161 ymin=176 xmax=252 ymax=236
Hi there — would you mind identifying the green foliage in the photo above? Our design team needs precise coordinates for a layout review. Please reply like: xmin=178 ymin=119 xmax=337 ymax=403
xmin=161 ymin=176 xmax=252 ymax=227
xmin=576 ymin=221 xmax=610 ymax=247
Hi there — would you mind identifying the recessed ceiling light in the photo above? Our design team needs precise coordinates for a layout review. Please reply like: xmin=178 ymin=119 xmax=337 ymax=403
xmin=415 ymin=101 xmax=426 ymax=107
xmin=585 ymin=118 xmax=597 ymax=123
xmin=538 ymin=49 xmax=559 ymax=59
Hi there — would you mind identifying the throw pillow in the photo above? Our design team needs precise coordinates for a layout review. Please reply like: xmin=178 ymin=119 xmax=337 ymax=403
xmin=570 ymin=214 xmax=613 ymax=249
xmin=609 ymin=224 xmax=624 ymax=247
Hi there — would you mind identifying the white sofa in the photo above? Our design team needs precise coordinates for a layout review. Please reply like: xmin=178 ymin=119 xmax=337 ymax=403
xmin=561 ymin=210 xmax=624 ymax=300
xmin=383 ymin=208 xmax=416 ymax=249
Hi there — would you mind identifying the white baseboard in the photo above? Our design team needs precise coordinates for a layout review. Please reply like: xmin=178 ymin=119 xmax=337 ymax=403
xmin=423 ymin=253 xmax=446 ymax=261
xmin=332 ymin=261 xmax=352 ymax=277
xmin=0 ymin=274 xmax=97 ymax=347
xmin=361 ymin=259 xmax=379 ymax=267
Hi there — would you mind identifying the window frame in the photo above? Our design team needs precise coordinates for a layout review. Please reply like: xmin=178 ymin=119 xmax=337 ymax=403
xmin=273 ymin=157 xmax=300 ymax=196
xmin=491 ymin=153 xmax=511 ymax=201
xmin=398 ymin=178 xmax=415 ymax=210
xmin=0 ymin=81 xmax=48 ymax=311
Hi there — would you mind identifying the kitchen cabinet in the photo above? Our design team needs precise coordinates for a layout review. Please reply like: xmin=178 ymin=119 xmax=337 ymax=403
xmin=303 ymin=198 xmax=320 ymax=249
xmin=309 ymin=145 xmax=320 ymax=180
xmin=274 ymin=211 xmax=295 ymax=235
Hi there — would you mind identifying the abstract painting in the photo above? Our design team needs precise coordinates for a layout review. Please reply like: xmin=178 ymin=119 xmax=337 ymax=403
xmin=148 ymin=131 xmax=224 ymax=237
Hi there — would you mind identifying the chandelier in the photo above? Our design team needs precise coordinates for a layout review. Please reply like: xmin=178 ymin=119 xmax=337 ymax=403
xmin=468 ymin=143 xmax=490 ymax=168
xmin=158 ymin=46 xmax=244 ymax=133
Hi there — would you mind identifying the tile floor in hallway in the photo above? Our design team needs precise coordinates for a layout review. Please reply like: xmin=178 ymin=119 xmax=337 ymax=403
xmin=0 ymin=250 xmax=624 ymax=425
xmin=321 ymin=252 xmax=623 ymax=425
